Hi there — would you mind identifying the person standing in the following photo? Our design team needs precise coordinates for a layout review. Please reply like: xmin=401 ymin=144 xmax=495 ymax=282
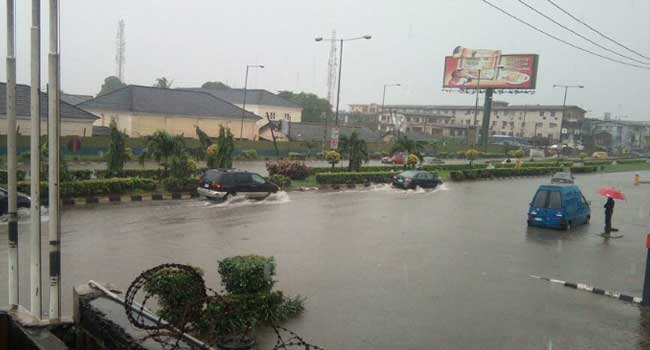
xmin=604 ymin=196 xmax=615 ymax=235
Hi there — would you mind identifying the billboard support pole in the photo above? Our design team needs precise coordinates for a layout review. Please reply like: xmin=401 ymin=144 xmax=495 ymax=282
xmin=480 ymin=88 xmax=494 ymax=151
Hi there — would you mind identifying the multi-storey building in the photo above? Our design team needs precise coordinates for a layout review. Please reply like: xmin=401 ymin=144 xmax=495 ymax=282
xmin=349 ymin=102 xmax=587 ymax=144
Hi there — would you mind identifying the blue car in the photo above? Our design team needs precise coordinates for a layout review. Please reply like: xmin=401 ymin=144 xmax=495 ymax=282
xmin=527 ymin=184 xmax=591 ymax=230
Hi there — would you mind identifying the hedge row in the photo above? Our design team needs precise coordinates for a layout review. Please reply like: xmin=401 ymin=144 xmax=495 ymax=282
xmin=312 ymin=163 xmax=491 ymax=174
xmin=0 ymin=169 xmax=26 ymax=183
xmin=17 ymin=177 xmax=157 ymax=198
xmin=614 ymin=158 xmax=649 ymax=164
xmin=569 ymin=166 xmax=599 ymax=174
xmin=315 ymin=171 xmax=398 ymax=184
xmin=449 ymin=167 xmax=563 ymax=181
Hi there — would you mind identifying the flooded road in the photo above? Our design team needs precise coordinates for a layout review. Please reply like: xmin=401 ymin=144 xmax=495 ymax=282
xmin=2 ymin=171 xmax=650 ymax=349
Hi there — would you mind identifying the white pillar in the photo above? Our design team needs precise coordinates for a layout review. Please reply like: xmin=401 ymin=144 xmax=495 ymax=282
xmin=30 ymin=0 xmax=43 ymax=318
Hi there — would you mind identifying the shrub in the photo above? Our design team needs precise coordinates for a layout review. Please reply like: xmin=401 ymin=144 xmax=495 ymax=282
xmin=406 ymin=154 xmax=419 ymax=168
xmin=324 ymin=150 xmax=341 ymax=169
xmin=0 ymin=169 xmax=28 ymax=183
xmin=240 ymin=149 xmax=259 ymax=160
xmin=465 ymin=149 xmax=480 ymax=166
xmin=315 ymin=171 xmax=398 ymax=184
xmin=18 ymin=177 xmax=157 ymax=197
xmin=570 ymin=166 xmax=598 ymax=174
xmin=509 ymin=149 xmax=526 ymax=158
xmin=96 ymin=168 xmax=164 ymax=179
xmin=287 ymin=152 xmax=306 ymax=160
xmin=265 ymin=160 xmax=311 ymax=180
xmin=169 ymin=156 xmax=197 ymax=179
xmin=269 ymin=174 xmax=291 ymax=190
xmin=144 ymin=266 xmax=205 ymax=326
xmin=162 ymin=177 xmax=198 ymax=192
xmin=449 ymin=167 xmax=563 ymax=181
xmin=218 ymin=255 xmax=276 ymax=294
xmin=69 ymin=169 xmax=94 ymax=180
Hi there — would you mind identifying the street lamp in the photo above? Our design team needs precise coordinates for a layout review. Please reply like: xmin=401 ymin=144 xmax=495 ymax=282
xmin=381 ymin=83 xmax=401 ymax=130
xmin=240 ymin=64 xmax=264 ymax=140
xmin=315 ymin=34 xmax=372 ymax=126
xmin=553 ymin=84 xmax=584 ymax=145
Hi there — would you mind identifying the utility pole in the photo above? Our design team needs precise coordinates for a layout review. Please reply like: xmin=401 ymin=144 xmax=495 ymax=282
xmin=6 ymin=0 xmax=19 ymax=310
xmin=473 ymin=69 xmax=482 ymax=146
xmin=554 ymin=84 xmax=584 ymax=145
xmin=239 ymin=65 xmax=264 ymax=140
xmin=30 ymin=0 xmax=43 ymax=319
xmin=480 ymin=89 xmax=494 ymax=151
xmin=48 ymin=0 xmax=62 ymax=321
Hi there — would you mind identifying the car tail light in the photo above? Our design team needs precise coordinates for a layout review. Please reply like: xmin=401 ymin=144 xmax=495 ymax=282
xmin=405 ymin=178 xmax=412 ymax=183
xmin=211 ymin=181 xmax=223 ymax=190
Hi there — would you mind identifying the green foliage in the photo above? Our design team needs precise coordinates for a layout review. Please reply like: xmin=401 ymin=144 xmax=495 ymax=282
xmin=169 ymin=156 xmax=197 ymax=179
xmin=390 ymin=135 xmax=423 ymax=158
xmin=269 ymin=174 xmax=291 ymax=190
xmin=144 ymin=267 xmax=205 ymax=326
xmin=346 ymin=131 xmax=369 ymax=172
xmin=277 ymin=91 xmax=332 ymax=123
xmin=154 ymin=77 xmax=173 ymax=89
xmin=97 ymin=76 xmax=126 ymax=97
xmin=569 ymin=166 xmax=599 ymax=174
xmin=324 ymin=150 xmax=341 ymax=169
xmin=68 ymin=169 xmax=94 ymax=180
xmin=207 ymin=126 xmax=234 ymax=169
xmin=579 ymin=152 xmax=588 ymax=160
xmin=140 ymin=131 xmax=186 ymax=175
xmin=218 ymin=255 xmax=276 ymax=295
xmin=201 ymin=81 xmax=230 ymax=89
xmin=240 ymin=149 xmax=259 ymax=160
xmin=0 ymin=169 xmax=26 ymax=183
xmin=508 ymin=149 xmax=526 ymax=159
xmin=106 ymin=119 xmax=128 ymax=177
xmin=465 ymin=149 xmax=480 ymax=166
xmin=315 ymin=171 xmax=397 ymax=184
xmin=95 ymin=168 xmax=165 ymax=179
xmin=406 ymin=153 xmax=419 ymax=168
xmin=194 ymin=126 xmax=213 ymax=160
xmin=17 ymin=177 xmax=157 ymax=198
xmin=449 ymin=167 xmax=563 ymax=181
xmin=162 ymin=177 xmax=199 ymax=192
xmin=265 ymin=160 xmax=311 ymax=180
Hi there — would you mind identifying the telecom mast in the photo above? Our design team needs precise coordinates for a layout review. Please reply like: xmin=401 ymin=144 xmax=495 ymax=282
xmin=326 ymin=30 xmax=338 ymax=106
xmin=115 ymin=19 xmax=126 ymax=81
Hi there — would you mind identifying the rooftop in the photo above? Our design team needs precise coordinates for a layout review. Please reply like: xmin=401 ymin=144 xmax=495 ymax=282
xmin=78 ymin=85 xmax=260 ymax=120
xmin=182 ymin=88 xmax=301 ymax=109
xmin=0 ymin=83 xmax=98 ymax=121
xmin=61 ymin=93 xmax=94 ymax=106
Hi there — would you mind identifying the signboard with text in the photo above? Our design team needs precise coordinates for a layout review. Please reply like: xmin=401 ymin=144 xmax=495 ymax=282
xmin=443 ymin=47 xmax=538 ymax=89
xmin=329 ymin=127 xmax=339 ymax=150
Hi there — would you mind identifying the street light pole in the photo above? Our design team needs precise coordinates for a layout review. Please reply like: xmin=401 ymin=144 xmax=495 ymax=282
xmin=239 ymin=64 xmax=264 ymax=140
xmin=315 ymin=34 xmax=371 ymax=127
xmin=381 ymin=83 xmax=401 ymax=133
xmin=553 ymin=84 xmax=584 ymax=145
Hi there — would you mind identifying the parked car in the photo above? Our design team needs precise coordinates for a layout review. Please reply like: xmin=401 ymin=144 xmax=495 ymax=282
xmin=382 ymin=155 xmax=405 ymax=165
xmin=392 ymin=170 xmax=442 ymax=190
xmin=423 ymin=156 xmax=444 ymax=164
xmin=197 ymin=169 xmax=279 ymax=200
xmin=527 ymin=184 xmax=590 ymax=230
xmin=0 ymin=187 xmax=31 ymax=216
xmin=550 ymin=172 xmax=574 ymax=184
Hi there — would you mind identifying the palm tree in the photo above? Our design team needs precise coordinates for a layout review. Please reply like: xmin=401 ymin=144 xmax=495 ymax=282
xmin=154 ymin=77 xmax=173 ymax=89
xmin=390 ymin=135 xmax=423 ymax=158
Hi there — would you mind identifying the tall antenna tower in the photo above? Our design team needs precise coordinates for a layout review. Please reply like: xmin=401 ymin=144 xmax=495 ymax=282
xmin=326 ymin=30 xmax=338 ymax=107
xmin=115 ymin=19 xmax=126 ymax=81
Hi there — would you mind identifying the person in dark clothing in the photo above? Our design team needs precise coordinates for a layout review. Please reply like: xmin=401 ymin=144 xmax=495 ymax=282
xmin=604 ymin=197 xmax=615 ymax=234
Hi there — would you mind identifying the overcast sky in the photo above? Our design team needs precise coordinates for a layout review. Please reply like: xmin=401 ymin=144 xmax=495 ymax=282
xmin=0 ymin=0 xmax=649 ymax=119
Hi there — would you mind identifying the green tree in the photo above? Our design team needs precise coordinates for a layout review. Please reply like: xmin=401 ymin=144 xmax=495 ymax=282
xmin=390 ymin=135 xmax=423 ymax=159
xmin=154 ymin=77 xmax=173 ymax=89
xmin=97 ymin=76 xmax=126 ymax=97
xmin=465 ymin=149 xmax=480 ymax=167
xmin=406 ymin=153 xmax=419 ymax=169
xmin=106 ymin=118 xmax=128 ymax=177
xmin=346 ymin=131 xmax=369 ymax=172
xmin=140 ymin=131 xmax=186 ymax=175
xmin=277 ymin=91 xmax=332 ymax=123
xmin=194 ymin=126 xmax=213 ymax=160
xmin=201 ymin=81 xmax=230 ymax=89
xmin=324 ymin=150 xmax=341 ymax=170
xmin=206 ymin=126 xmax=235 ymax=169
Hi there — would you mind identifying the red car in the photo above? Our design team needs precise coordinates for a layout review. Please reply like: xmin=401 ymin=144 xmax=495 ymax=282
xmin=381 ymin=153 xmax=405 ymax=165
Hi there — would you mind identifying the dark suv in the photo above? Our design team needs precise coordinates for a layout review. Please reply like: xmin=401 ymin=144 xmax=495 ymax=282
xmin=197 ymin=169 xmax=279 ymax=200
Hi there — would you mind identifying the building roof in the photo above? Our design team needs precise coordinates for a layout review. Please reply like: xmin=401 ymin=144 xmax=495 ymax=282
xmin=264 ymin=121 xmax=382 ymax=142
xmin=78 ymin=85 xmax=260 ymax=120
xmin=61 ymin=93 xmax=93 ymax=105
xmin=0 ymin=83 xmax=98 ymax=121
xmin=182 ymin=88 xmax=301 ymax=109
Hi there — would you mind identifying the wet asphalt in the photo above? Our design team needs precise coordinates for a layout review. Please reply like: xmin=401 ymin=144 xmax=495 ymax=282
xmin=2 ymin=171 xmax=650 ymax=349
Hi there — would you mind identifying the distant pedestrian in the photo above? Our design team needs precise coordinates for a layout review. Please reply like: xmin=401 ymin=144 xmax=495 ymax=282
xmin=604 ymin=197 xmax=615 ymax=234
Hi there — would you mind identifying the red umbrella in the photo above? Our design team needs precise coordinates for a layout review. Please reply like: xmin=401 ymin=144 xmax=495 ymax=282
xmin=597 ymin=188 xmax=625 ymax=200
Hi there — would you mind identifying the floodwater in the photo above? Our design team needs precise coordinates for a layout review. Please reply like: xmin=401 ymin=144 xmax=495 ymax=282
xmin=2 ymin=171 xmax=650 ymax=349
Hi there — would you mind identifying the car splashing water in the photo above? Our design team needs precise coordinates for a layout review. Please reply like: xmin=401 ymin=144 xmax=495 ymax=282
xmin=0 ymin=207 xmax=49 ymax=224
xmin=201 ymin=191 xmax=291 ymax=209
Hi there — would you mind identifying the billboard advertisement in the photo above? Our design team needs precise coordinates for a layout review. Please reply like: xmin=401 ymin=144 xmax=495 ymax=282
xmin=443 ymin=47 xmax=538 ymax=89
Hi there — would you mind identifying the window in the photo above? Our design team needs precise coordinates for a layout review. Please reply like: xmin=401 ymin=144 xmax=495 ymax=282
xmin=234 ymin=173 xmax=253 ymax=184
xmin=502 ymin=121 xmax=508 ymax=128
xmin=521 ymin=122 xmax=526 ymax=128
xmin=284 ymin=113 xmax=291 ymax=121
xmin=548 ymin=191 xmax=562 ymax=209
xmin=532 ymin=191 xmax=548 ymax=208
xmin=549 ymin=123 xmax=558 ymax=129
xmin=550 ymin=111 xmax=556 ymax=117
xmin=252 ymin=174 xmax=266 ymax=184
xmin=539 ymin=111 xmax=545 ymax=116
xmin=543 ymin=117 xmax=547 ymax=120
xmin=266 ymin=112 xmax=276 ymax=120
xmin=504 ymin=111 xmax=509 ymax=116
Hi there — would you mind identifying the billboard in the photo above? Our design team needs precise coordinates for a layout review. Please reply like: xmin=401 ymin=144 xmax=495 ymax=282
xmin=443 ymin=47 xmax=538 ymax=89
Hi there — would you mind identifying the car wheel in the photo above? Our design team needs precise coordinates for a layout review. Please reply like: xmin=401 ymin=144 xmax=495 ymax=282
xmin=563 ymin=221 xmax=572 ymax=231
xmin=585 ymin=215 xmax=590 ymax=224
xmin=223 ymin=192 xmax=235 ymax=200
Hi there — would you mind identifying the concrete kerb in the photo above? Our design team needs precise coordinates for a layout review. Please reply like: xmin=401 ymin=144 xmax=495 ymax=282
xmin=63 ymin=192 xmax=199 ymax=207
xmin=530 ymin=274 xmax=642 ymax=304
